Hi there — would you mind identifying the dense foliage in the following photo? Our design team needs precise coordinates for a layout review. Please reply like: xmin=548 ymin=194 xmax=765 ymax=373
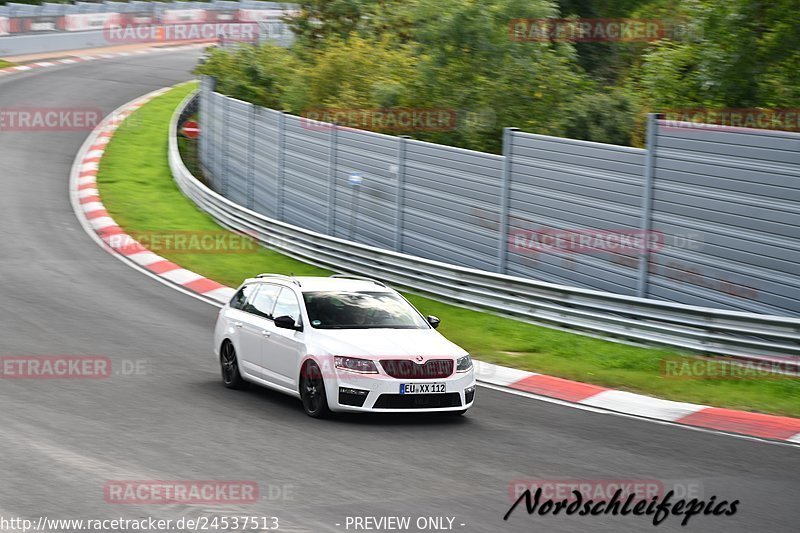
xmin=196 ymin=0 xmax=800 ymax=151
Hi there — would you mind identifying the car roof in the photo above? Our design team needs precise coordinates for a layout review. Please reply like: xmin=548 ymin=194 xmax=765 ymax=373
xmin=242 ymin=275 xmax=391 ymax=293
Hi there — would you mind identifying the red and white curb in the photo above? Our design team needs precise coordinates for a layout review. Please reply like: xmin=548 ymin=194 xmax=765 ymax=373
xmin=473 ymin=361 xmax=800 ymax=443
xmin=70 ymin=85 xmax=237 ymax=307
xmin=0 ymin=43 xmax=209 ymax=79
xmin=70 ymin=87 xmax=800 ymax=446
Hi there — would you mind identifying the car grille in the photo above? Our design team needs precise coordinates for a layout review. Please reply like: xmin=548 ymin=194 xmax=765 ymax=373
xmin=373 ymin=393 xmax=462 ymax=409
xmin=380 ymin=359 xmax=454 ymax=379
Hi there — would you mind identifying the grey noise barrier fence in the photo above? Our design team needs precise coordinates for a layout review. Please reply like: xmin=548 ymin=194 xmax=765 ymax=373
xmin=171 ymin=84 xmax=800 ymax=369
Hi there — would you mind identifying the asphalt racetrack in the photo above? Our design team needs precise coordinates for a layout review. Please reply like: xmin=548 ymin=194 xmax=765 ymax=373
xmin=0 ymin=50 xmax=798 ymax=532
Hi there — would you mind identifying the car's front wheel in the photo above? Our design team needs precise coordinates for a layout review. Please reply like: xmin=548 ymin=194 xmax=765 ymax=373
xmin=300 ymin=362 xmax=331 ymax=418
xmin=220 ymin=341 xmax=245 ymax=389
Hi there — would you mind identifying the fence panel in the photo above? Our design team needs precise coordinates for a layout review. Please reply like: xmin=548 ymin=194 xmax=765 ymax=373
xmin=333 ymin=128 xmax=399 ymax=249
xmin=252 ymin=108 xmax=281 ymax=219
xmin=280 ymin=114 xmax=330 ymax=234
xmin=506 ymin=132 xmax=647 ymax=295
xmin=402 ymin=140 xmax=504 ymax=271
xmin=647 ymin=122 xmax=800 ymax=315
xmin=222 ymin=98 xmax=253 ymax=208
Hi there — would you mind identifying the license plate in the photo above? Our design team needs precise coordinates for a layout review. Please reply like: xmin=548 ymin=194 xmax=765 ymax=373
xmin=399 ymin=382 xmax=446 ymax=394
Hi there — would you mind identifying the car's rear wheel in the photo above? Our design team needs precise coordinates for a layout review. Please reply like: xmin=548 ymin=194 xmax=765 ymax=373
xmin=300 ymin=362 xmax=330 ymax=418
xmin=220 ymin=341 xmax=244 ymax=389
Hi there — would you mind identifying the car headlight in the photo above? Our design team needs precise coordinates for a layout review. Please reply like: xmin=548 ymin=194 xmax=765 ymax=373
xmin=456 ymin=355 xmax=473 ymax=372
xmin=334 ymin=356 xmax=378 ymax=374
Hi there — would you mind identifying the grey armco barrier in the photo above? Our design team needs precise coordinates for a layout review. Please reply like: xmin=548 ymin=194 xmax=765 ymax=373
xmin=0 ymin=1 xmax=297 ymax=56
xmin=170 ymin=90 xmax=800 ymax=368
xmin=0 ymin=30 xmax=109 ymax=56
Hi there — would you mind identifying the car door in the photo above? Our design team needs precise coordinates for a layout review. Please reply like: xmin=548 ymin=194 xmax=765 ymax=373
xmin=263 ymin=287 xmax=306 ymax=389
xmin=238 ymin=283 xmax=281 ymax=380
xmin=223 ymin=283 xmax=261 ymax=378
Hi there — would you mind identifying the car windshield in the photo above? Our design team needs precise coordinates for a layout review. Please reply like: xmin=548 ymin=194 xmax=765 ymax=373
xmin=302 ymin=291 xmax=429 ymax=329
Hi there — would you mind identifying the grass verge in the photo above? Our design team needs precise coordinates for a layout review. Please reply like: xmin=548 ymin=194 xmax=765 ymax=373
xmin=0 ymin=60 xmax=16 ymax=69
xmin=96 ymin=83 xmax=800 ymax=417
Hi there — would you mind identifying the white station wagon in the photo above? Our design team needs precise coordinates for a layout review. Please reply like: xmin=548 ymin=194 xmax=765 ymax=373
xmin=213 ymin=274 xmax=476 ymax=417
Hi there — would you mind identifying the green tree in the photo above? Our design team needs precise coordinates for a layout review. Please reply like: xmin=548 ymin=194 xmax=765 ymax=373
xmin=196 ymin=44 xmax=297 ymax=109
xmin=631 ymin=0 xmax=800 ymax=110
xmin=283 ymin=34 xmax=418 ymax=112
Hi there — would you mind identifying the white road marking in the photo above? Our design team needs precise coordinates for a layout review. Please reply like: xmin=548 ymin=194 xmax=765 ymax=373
xmin=203 ymin=287 xmax=237 ymax=302
xmin=474 ymin=360 xmax=535 ymax=386
xmin=160 ymin=268 xmax=204 ymax=285
xmin=581 ymin=390 xmax=708 ymax=421
xmin=89 ymin=216 xmax=117 ymax=231
xmin=80 ymin=201 xmax=104 ymax=212
xmin=77 ymin=188 xmax=99 ymax=199
xmin=127 ymin=251 xmax=168 ymax=266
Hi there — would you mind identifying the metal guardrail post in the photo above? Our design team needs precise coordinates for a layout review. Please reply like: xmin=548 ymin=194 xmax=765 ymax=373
xmin=497 ymin=127 xmax=518 ymax=274
xmin=246 ymin=104 xmax=257 ymax=210
xmin=277 ymin=111 xmax=286 ymax=221
xmin=636 ymin=113 xmax=662 ymax=298
xmin=327 ymin=123 xmax=338 ymax=236
xmin=198 ymin=80 xmax=207 ymax=174
xmin=395 ymin=135 xmax=410 ymax=253
xmin=207 ymin=84 xmax=218 ymax=191
xmin=204 ymin=77 xmax=217 ymax=186
xmin=213 ymin=93 xmax=223 ymax=193
xmin=221 ymin=97 xmax=230 ymax=197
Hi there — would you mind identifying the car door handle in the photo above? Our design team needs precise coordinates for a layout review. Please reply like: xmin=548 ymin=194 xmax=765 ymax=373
xmin=234 ymin=322 xmax=243 ymax=328
xmin=261 ymin=330 xmax=271 ymax=337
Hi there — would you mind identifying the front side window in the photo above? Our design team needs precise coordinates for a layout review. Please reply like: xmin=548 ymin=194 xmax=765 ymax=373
xmin=272 ymin=287 xmax=302 ymax=325
xmin=244 ymin=284 xmax=282 ymax=319
xmin=302 ymin=291 xmax=428 ymax=329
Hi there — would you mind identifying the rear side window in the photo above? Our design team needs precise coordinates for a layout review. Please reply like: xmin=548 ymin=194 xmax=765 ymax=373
xmin=229 ymin=284 xmax=256 ymax=310
xmin=244 ymin=284 xmax=282 ymax=319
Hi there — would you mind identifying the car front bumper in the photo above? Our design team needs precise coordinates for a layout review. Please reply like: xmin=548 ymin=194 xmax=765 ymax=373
xmin=327 ymin=368 xmax=476 ymax=413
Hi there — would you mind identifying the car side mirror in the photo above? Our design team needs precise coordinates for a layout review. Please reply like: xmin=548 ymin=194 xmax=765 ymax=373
xmin=427 ymin=315 xmax=440 ymax=329
xmin=274 ymin=315 xmax=301 ymax=331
